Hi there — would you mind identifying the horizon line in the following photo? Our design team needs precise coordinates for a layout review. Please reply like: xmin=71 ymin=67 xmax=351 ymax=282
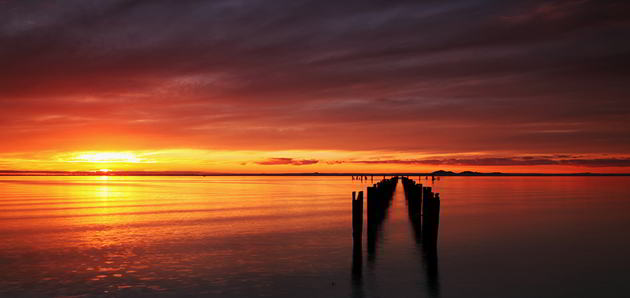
xmin=1 ymin=170 xmax=629 ymax=177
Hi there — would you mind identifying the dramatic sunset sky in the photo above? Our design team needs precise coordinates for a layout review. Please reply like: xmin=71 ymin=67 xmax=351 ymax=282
xmin=1 ymin=0 xmax=629 ymax=173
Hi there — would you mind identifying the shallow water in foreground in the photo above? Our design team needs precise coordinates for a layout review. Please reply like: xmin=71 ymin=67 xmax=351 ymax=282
xmin=1 ymin=176 xmax=629 ymax=297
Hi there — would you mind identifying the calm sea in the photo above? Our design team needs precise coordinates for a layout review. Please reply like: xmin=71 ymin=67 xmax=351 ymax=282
xmin=1 ymin=176 xmax=629 ymax=297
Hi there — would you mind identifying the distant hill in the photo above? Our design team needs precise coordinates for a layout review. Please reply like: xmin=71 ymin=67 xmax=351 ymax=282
xmin=431 ymin=170 xmax=456 ymax=175
xmin=459 ymin=171 xmax=481 ymax=175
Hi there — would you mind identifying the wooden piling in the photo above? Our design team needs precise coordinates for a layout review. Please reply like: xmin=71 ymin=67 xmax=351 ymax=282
xmin=366 ymin=186 xmax=375 ymax=217
xmin=422 ymin=187 xmax=432 ymax=213
xmin=352 ymin=191 xmax=363 ymax=239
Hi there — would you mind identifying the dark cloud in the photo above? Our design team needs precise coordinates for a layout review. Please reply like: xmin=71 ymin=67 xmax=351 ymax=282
xmin=344 ymin=156 xmax=630 ymax=167
xmin=559 ymin=158 xmax=630 ymax=167
xmin=0 ymin=0 xmax=629 ymax=156
xmin=256 ymin=158 xmax=319 ymax=166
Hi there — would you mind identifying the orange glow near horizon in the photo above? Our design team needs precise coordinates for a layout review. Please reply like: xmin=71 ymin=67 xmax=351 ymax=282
xmin=0 ymin=149 xmax=628 ymax=174
xmin=73 ymin=152 xmax=141 ymax=163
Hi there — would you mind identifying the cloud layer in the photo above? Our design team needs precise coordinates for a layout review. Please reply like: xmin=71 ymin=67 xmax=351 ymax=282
xmin=1 ymin=0 xmax=629 ymax=171
xmin=342 ymin=156 xmax=630 ymax=167
xmin=257 ymin=158 xmax=319 ymax=166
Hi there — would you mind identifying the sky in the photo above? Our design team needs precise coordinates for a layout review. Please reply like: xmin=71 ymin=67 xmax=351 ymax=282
xmin=1 ymin=0 xmax=629 ymax=173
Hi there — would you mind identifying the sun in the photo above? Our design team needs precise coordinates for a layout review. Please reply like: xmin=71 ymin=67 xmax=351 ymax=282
xmin=98 ymin=169 xmax=111 ymax=172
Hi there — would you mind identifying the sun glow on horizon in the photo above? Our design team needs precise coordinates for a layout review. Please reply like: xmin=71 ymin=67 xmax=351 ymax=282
xmin=72 ymin=152 xmax=141 ymax=163
xmin=0 ymin=148 xmax=627 ymax=174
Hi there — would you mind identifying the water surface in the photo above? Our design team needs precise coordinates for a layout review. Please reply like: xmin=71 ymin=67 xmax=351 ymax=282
xmin=1 ymin=176 xmax=629 ymax=297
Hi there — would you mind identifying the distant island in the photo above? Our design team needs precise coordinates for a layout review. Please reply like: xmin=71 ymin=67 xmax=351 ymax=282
xmin=1 ymin=170 xmax=629 ymax=176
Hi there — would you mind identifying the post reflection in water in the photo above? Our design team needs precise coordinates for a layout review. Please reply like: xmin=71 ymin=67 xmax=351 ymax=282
xmin=415 ymin=197 xmax=440 ymax=297
xmin=352 ymin=177 xmax=441 ymax=297
xmin=366 ymin=195 xmax=391 ymax=266
xmin=351 ymin=191 xmax=363 ymax=288
xmin=351 ymin=235 xmax=364 ymax=298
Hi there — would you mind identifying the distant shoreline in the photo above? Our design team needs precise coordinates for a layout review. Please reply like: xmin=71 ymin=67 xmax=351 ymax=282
xmin=1 ymin=171 xmax=629 ymax=177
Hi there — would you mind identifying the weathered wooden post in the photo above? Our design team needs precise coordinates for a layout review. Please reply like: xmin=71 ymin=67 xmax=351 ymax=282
xmin=366 ymin=186 xmax=375 ymax=217
xmin=433 ymin=193 xmax=441 ymax=220
xmin=423 ymin=187 xmax=432 ymax=213
xmin=422 ymin=191 xmax=440 ymax=249
xmin=417 ymin=183 xmax=423 ymax=214
xmin=366 ymin=187 xmax=378 ymax=263
xmin=352 ymin=191 xmax=363 ymax=239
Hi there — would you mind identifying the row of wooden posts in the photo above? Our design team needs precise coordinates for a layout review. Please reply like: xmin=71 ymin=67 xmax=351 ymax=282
xmin=351 ymin=176 xmax=441 ymax=243
xmin=401 ymin=177 xmax=440 ymax=295
xmin=351 ymin=176 xmax=399 ymax=239
xmin=401 ymin=176 xmax=441 ymax=249
xmin=401 ymin=176 xmax=441 ymax=221
xmin=351 ymin=175 xmax=377 ymax=182
xmin=351 ymin=176 xmax=441 ymax=292
xmin=352 ymin=175 xmax=440 ymax=180
xmin=352 ymin=176 xmax=398 ymax=280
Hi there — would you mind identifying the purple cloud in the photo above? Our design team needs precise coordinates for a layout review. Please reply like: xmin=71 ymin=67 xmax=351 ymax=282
xmin=345 ymin=156 xmax=630 ymax=167
xmin=256 ymin=158 xmax=319 ymax=166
